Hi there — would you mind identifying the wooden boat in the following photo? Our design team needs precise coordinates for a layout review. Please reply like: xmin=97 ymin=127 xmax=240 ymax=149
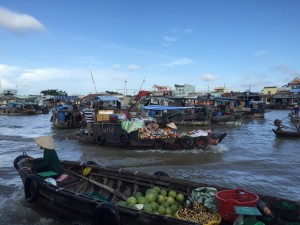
xmin=14 ymin=153 xmax=300 ymax=225
xmin=240 ymin=101 xmax=266 ymax=118
xmin=76 ymin=121 xmax=227 ymax=150
xmin=289 ymin=113 xmax=300 ymax=123
xmin=272 ymin=129 xmax=300 ymax=138
xmin=211 ymin=113 xmax=242 ymax=125
xmin=163 ymin=106 xmax=212 ymax=126
xmin=0 ymin=102 xmax=42 ymax=115
xmin=51 ymin=105 xmax=83 ymax=129
xmin=273 ymin=119 xmax=300 ymax=138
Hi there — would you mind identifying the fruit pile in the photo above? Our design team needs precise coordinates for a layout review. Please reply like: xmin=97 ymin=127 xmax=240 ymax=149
xmin=177 ymin=202 xmax=221 ymax=224
xmin=117 ymin=187 xmax=185 ymax=217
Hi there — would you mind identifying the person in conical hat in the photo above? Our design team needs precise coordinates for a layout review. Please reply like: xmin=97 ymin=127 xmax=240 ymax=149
xmin=166 ymin=122 xmax=177 ymax=130
xmin=31 ymin=136 xmax=62 ymax=176
xmin=163 ymin=122 xmax=177 ymax=136
xmin=34 ymin=136 xmax=55 ymax=150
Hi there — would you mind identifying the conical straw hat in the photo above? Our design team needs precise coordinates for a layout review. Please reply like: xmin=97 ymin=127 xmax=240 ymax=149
xmin=34 ymin=136 xmax=55 ymax=150
xmin=166 ymin=122 xmax=177 ymax=129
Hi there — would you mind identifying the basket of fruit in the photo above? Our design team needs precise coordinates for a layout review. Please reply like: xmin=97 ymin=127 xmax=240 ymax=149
xmin=176 ymin=203 xmax=221 ymax=225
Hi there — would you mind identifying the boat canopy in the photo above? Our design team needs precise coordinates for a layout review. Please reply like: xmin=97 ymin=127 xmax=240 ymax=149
xmin=54 ymin=96 xmax=78 ymax=100
xmin=141 ymin=105 xmax=200 ymax=111
xmin=96 ymin=96 xmax=121 ymax=102
xmin=289 ymin=89 xmax=300 ymax=93
xmin=212 ymin=97 xmax=238 ymax=102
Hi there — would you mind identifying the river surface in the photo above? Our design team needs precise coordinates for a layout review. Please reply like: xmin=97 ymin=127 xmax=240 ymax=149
xmin=1 ymin=109 xmax=299 ymax=225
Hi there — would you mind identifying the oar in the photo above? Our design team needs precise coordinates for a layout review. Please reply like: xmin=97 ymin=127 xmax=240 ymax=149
xmin=281 ymin=124 xmax=300 ymax=132
xmin=63 ymin=168 xmax=128 ymax=200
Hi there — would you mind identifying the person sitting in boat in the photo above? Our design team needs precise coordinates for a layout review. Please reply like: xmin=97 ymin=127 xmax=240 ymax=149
xmin=162 ymin=122 xmax=178 ymax=137
xmin=29 ymin=136 xmax=62 ymax=176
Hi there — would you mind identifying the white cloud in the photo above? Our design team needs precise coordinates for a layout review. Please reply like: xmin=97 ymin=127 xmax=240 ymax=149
xmin=128 ymin=64 xmax=140 ymax=71
xmin=201 ymin=73 xmax=218 ymax=81
xmin=112 ymin=64 xmax=121 ymax=70
xmin=253 ymin=50 xmax=267 ymax=57
xmin=160 ymin=58 xmax=193 ymax=67
xmin=162 ymin=35 xmax=178 ymax=46
xmin=271 ymin=65 xmax=299 ymax=76
xmin=184 ymin=28 xmax=193 ymax=34
xmin=0 ymin=7 xmax=45 ymax=34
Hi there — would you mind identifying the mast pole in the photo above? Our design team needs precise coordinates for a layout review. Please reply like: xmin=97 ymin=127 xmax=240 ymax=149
xmin=90 ymin=70 xmax=98 ymax=93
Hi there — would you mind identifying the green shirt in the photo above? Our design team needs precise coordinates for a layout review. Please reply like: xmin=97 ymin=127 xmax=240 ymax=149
xmin=32 ymin=149 xmax=62 ymax=175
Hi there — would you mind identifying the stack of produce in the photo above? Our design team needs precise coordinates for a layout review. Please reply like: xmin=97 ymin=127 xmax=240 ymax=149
xmin=117 ymin=187 xmax=185 ymax=217
xmin=177 ymin=203 xmax=221 ymax=224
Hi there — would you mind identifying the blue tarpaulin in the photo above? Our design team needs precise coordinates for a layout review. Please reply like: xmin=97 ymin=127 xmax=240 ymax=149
xmin=142 ymin=105 xmax=199 ymax=111
xmin=96 ymin=96 xmax=120 ymax=102
xmin=289 ymin=89 xmax=300 ymax=93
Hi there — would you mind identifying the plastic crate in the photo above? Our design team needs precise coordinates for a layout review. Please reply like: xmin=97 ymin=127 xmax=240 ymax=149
xmin=216 ymin=188 xmax=259 ymax=223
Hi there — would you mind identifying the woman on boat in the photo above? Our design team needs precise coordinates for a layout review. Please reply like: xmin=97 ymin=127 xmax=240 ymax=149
xmin=162 ymin=122 xmax=177 ymax=136
xmin=29 ymin=136 xmax=62 ymax=176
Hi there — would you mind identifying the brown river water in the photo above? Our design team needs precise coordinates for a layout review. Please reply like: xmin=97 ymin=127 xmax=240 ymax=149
xmin=0 ymin=109 xmax=299 ymax=225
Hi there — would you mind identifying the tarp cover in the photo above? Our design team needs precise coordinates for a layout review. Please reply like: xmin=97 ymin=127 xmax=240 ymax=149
xmin=142 ymin=105 xmax=198 ymax=111
xmin=289 ymin=89 xmax=300 ymax=93
xmin=97 ymin=96 xmax=120 ymax=102
xmin=121 ymin=119 xmax=144 ymax=133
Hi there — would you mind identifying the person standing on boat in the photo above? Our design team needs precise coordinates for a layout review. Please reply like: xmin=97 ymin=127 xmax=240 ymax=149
xmin=30 ymin=136 xmax=62 ymax=175
xmin=80 ymin=102 xmax=96 ymax=137
xmin=293 ymin=104 xmax=299 ymax=117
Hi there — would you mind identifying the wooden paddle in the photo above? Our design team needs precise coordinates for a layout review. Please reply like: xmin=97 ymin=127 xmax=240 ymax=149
xmin=63 ymin=168 xmax=128 ymax=200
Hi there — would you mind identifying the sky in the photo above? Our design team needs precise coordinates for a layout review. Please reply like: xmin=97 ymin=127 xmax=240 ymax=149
xmin=0 ymin=0 xmax=299 ymax=96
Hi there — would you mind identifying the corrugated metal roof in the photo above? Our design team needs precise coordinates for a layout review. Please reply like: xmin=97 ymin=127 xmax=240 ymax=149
xmin=54 ymin=96 xmax=78 ymax=100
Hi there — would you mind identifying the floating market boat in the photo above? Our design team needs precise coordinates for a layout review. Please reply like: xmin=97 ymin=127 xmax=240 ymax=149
xmin=76 ymin=118 xmax=227 ymax=150
xmin=241 ymin=101 xmax=266 ymax=118
xmin=51 ymin=105 xmax=83 ymax=129
xmin=14 ymin=153 xmax=300 ymax=225
xmin=0 ymin=102 xmax=49 ymax=115
xmin=273 ymin=119 xmax=300 ymax=138
xmin=211 ymin=113 xmax=242 ymax=125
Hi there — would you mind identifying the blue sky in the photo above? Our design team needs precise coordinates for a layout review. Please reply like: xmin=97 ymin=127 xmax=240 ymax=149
xmin=0 ymin=0 xmax=299 ymax=96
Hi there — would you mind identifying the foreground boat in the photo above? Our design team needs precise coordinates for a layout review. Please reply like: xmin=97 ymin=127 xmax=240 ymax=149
xmin=273 ymin=119 xmax=300 ymax=138
xmin=76 ymin=121 xmax=227 ymax=150
xmin=272 ymin=129 xmax=300 ymax=138
xmin=14 ymin=153 xmax=300 ymax=225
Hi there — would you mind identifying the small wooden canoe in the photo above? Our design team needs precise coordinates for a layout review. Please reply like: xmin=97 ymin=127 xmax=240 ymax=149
xmin=272 ymin=129 xmax=300 ymax=138
xmin=14 ymin=153 xmax=300 ymax=225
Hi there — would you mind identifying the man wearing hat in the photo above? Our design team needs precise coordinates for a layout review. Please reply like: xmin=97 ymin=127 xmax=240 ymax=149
xmin=31 ymin=136 xmax=62 ymax=175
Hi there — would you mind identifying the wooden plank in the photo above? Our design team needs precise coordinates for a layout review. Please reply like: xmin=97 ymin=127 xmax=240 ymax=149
xmin=63 ymin=168 xmax=128 ymax=200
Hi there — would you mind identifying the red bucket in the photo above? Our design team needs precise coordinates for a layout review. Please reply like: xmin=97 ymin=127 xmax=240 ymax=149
xmin=216 ymin=188 xmax=259 ymax=223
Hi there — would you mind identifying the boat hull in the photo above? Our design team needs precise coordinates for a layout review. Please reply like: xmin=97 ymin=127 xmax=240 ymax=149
xmin=76 ymin=122 xmax=227 ymax=150
xmin=14 ymin=154 xmax=300 ymax=225
xmin=272 ymin=129 xmax=300 ymax=138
